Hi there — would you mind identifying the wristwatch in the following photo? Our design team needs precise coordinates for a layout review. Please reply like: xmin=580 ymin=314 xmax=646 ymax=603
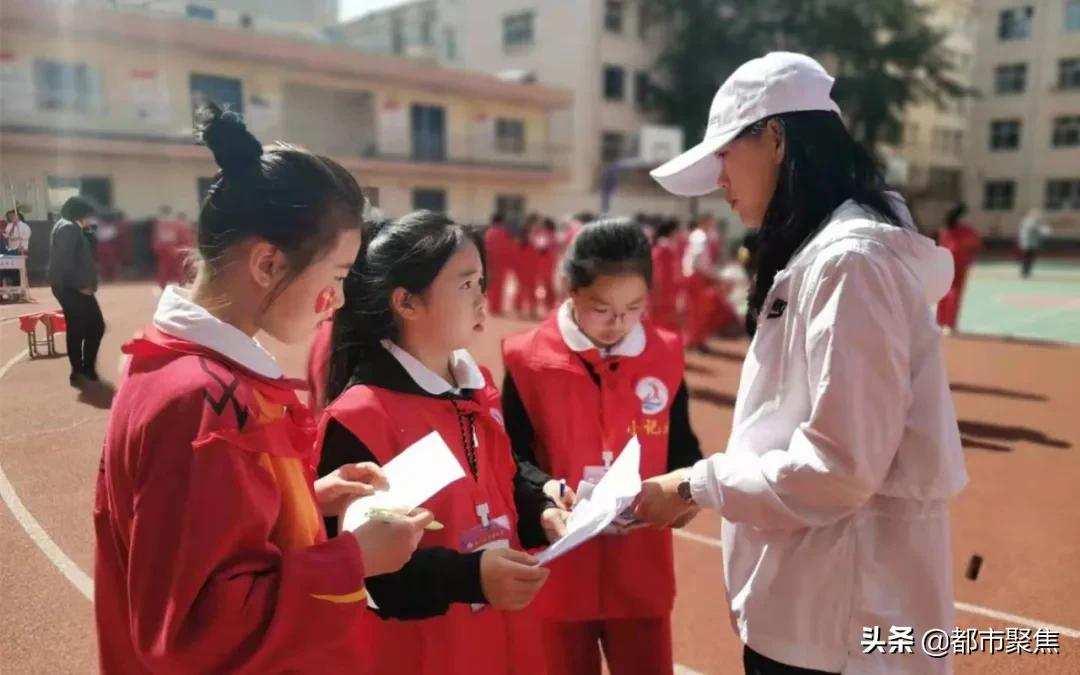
xmin=677 ymin=478 xmax=695 ymax=504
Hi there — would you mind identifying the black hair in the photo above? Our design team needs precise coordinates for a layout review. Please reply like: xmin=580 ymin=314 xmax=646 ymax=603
xmin=491 ymin=212 xmax=505 ymax=225
xmin=655 ymin=218 xmax=679 ymax=239
xmin=194 ymin=102 xmax=364 ymax=294
xmin=563 ymin=217 xmax=652 ymax=291
xmin=543 ymin=217 xmax=557 ymax=232
xmin=945 ymin=202 xmax=966 ymax=228
xmin=326 ymin=210 xmax=484 ymax=401
xmin=740 ymin=111 xmax=903 ymax=336
xmin=60 ymin=196 xmax=96 ymax=222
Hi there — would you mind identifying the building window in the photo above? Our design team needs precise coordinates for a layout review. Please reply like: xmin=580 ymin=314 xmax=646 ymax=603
xmin=605 ymin=1 xmax=624 ymax=34
xmin=413 ymin=188 xmax=447 ymax=213
xmin=33 ymin=60 xmax=104 ymax=114
xmin=994 ymin=63 xmax=1027 ymax=94
xmin=984 ymin=180 xmax=1016 ymax=211
xmin=190 ymin=73 xmax=243 ymax=119
xmin=444 ymin=28 xmax=457 ymax=61
xmin=932 ymin=128 xmax=964 ymax=155
xmin=998 ymin=6 xmax=1033 ymax=40
xmin=603 ymin=65 xmax=625 ymax=101
xmin=420 ymin=9 xmax=436 ymax=46
xmin=186 ymin=4 xmax=215 ymax=21
xmin=1067 ymin=0 xmax=1080 ymax=32
xmin=905 ymin=122 xmax=920 ymax=145
xmin=989 ymin=120 xmax=1021 ymax=150
xmin=47 ymin=175 xmax=112 ymax=211
xmin=601 ymin=131 xmax=624 ymax=163
xmin=495 ymin=118 xmax=526 ymax=154
xmin=1045 ymin=179 xmax=1080 ymax=210
xmin=928 ymin=167 xmax=963 ymax=201
xmin=638 ymin=2 xmax=655 ymax=39
xmin=391 ymin=15 xmax=404 ymax=55
xmin=496 ymin=195 xmax=526 ymax=225
xmin=503 ymin=12 xmax=534 ymax=48
xmin=1058 ymin=57 xmax=1080 ymax=90
xmin=411 ymin=104 xmax=446 ymax=162
xmin=1052 ymin=116 xmax=1080 ymax=148
xmin=635 ymin=71 xmax=652 ymax=108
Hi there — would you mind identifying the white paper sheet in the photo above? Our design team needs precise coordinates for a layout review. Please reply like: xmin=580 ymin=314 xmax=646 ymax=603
xmin=340 ymin=431 xmax=466 ymax=533
xmin=535 ymin=437 xmax=642 ymax=565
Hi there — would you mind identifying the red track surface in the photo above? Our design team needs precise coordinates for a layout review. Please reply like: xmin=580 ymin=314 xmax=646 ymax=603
xmin=1 ymin=283 xmax=1077 ymax=673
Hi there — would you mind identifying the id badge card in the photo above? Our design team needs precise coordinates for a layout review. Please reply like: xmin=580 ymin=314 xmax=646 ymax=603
xmin=460 ymin=506 xmax=511 ymax=611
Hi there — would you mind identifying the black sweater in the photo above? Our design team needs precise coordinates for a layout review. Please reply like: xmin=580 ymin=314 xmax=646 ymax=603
xmin=318 ymin=348 xmax=555 ymax=620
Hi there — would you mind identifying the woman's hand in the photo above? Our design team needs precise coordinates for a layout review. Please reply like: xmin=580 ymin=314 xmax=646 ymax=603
xmin=314 ymin=462 xmax=389 ymax=517
xmin=633 ymin=468 xmax=696 ymax=527
xmin=480 ymin=548 xmax=549 ymax=610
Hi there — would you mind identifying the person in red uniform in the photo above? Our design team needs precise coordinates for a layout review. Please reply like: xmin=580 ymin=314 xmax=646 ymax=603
xmin=94 ymin=104 xmax=431 ymax=674
xmin=483 ymin=212 xmax=515 ymax=315
xmin=514 ymin=213 xmax=541 ymax=318
xmin=649 ymin=218 xmax=682 ymax=331
xmin=319 ymin=211 xmax=569 ymax=675
xmin=532 ymin=217 xmax=559 ymax=314
xmin=935 ymin=203 xmax=981 ymax=333
xmin=501 ymin=218 xmax=703 ymax=675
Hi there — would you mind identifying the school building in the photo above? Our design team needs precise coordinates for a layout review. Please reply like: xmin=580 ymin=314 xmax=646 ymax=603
xmin=0 ymin=0 xmax=572 ymax=228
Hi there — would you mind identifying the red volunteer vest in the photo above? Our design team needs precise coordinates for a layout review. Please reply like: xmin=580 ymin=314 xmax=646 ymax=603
xmin=503 ymin=315 xmax=684 ymax=620
xmin=321 ymin=367 xmax=543 ymax=675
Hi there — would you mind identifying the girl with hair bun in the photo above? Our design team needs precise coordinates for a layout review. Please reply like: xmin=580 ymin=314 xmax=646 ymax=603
xmin=94 ymin=103 xmax=432 ymax=673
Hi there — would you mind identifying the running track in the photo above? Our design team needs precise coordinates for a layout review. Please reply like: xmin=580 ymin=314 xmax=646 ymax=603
xmin=1 ymin=282 xmax=1077 ymax=673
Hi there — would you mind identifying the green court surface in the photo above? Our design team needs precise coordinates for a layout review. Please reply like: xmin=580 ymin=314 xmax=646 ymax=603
xmin=958 ymin=260 xmax=1080 ymax=344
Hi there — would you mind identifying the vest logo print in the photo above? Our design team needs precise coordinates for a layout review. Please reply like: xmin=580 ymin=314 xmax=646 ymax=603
xmin=766 ymin=298 xmax=788 ymax=319
xmin=635 ymin=376 xmax=669 ymax=415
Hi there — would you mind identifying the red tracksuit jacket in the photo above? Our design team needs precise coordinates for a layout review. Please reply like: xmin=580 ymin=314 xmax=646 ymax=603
xmin=502 ymin=313 xmax=702 ymax=620
xmin=94 ymin=328 xmax=370 ymax=674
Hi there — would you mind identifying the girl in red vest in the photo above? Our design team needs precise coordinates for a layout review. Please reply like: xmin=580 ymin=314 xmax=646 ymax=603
xmin=319 ymin=211 xmax=568 ymax=675
xmin=483 ymin=211 xmax=515 ymax=315
xmin=502 ymin=218 xmax=703 ymax=675
xmin=94 ymin=104 xmax=431 ymax=674
xmin=935 ymin=203 xmax=982 ymax=333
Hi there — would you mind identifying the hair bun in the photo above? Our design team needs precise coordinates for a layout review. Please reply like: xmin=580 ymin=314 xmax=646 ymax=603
xmin=196 ymin=102 xmax=263 ymax=174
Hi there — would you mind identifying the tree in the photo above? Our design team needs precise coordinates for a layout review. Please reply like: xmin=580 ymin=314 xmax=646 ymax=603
xmin=645 ymin=0 xmax=966 ymax=149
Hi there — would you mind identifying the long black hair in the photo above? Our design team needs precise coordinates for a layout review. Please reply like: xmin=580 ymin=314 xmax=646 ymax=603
xmin=563 ymin=217 xmax=652 ymax=291
xmin=195 ymin=103 xmax=364 ymax=297
xmin=741 ymin=110 xmax=903 ymax=335
xmin=326 ymin=210 xmax=484 ymax=401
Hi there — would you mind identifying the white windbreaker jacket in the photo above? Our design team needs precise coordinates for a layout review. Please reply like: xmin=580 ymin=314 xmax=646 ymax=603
xmin=688 ymin=196 xmax=968 ymax=673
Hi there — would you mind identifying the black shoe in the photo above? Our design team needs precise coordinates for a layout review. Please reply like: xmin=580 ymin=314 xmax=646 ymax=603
xmin=70 ymin=373 xmax=86 ymax=387
xmin=83 ymin=370 xmax=101 ymax=383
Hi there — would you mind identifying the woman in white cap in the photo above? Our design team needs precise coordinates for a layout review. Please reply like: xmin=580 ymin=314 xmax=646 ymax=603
xmin=634 ymin=52 xmax=967 ymax=674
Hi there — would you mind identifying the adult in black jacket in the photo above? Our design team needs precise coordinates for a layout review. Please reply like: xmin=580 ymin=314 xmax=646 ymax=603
xmin=49 ymin=196 xmax=105 ymax=386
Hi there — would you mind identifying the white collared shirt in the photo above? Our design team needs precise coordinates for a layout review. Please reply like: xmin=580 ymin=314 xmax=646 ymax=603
xmin=380 ymin=339 xmax=485 ymax=395
xmin=556 ymin=300 xmax=646 ymax=358
xmin=152 ymin=285 xmax=283 ymax=379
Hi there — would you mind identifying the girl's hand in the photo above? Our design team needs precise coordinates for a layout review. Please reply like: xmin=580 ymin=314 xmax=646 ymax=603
xmin=350 ymin=508 xmax=433 ymax=577
xmin=540 ymin=507 xmax=570 ymax=543
xmin=542 ymin=479 xmax=575 ymax=509
xmin=315 ymin=462 xmax=389 ymax=516
xmin=480 ymin=548 xmax=549 ymax=610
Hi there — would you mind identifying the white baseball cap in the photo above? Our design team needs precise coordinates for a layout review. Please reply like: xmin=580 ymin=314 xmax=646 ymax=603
xmin=650 ymin=52 xmax=841 ymax=197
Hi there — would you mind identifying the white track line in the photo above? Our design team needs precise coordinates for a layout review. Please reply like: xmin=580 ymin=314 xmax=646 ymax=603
xmin=0 ymin=349 xmax=94 ymax=601
xmin=673 ymin=526 xmax=1080 ymax=639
